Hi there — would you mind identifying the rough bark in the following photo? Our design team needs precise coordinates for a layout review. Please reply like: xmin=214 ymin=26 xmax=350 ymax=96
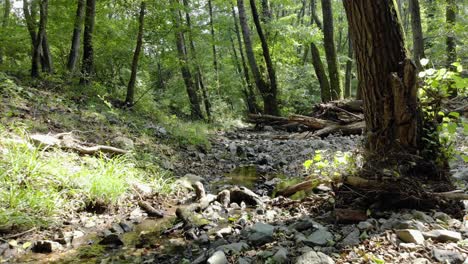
xmin=80 ymin=0 xmax=96 ymax=85
xmin=67 ymin=0 xmax=85 ymax=72
xmin=237 ymin=0 xmax=277 ymax=115
xmin=41 ymin=34 xmax=53 ymax=73
xmin=343 ymin=0 xmax=419 ymax=154
xmin=183 ymin=0 xmax=211 ymax=120
xmin=409 ymin=0 xmax=425 ymax=70
xmin=207 ymin=0 xmax=218 ymax=90
xmin=125 ymin=1 xmax=146 ymax=106
xmin=0 ymin=0 xmax=11 ymax=65
xmin=249 ymin=0 xmax=279 ymax=116
xmin=445 ymin=0 xmax=457 ymax=70
xmin=344 ymin=33 xmax=353 ymax=98
xmin=232 ymin=5 xmax=258 ymax=114
xmin=321 ymin=0 xmax=341 ymax=100
xmin=310 ymin=43 xmax=331 ymax=102
xmin=171 ymin=0 xmax=203 ymax=120
xmin=31 ymin=0 xmax=48 ymax=78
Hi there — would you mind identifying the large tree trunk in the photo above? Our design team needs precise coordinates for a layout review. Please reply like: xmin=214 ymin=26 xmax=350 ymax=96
xmin=232 ymin=5 xmax=259 ymax=114
xmin=249 ymin=0 xmax=279 ymax=116
xmin=0 ymin=0 xmax=11 ymax=65
xmin=31 ymin=0 xmax=48 ymax=78
xmin=183 ymin=0 xmax=211 ymax=120
xmin=237 ymin=0 xmax=276 ymax=115
xmin=125 ymin=1 xmax=146 ymax=106
xmin=80 ymin=0 xmax=96 ymax=85
xmin=343 ymin=0 xmax=419 ymax=154
xmin=67 ymin=0 xmax=85 ymax=72
xmin=171 ymin=0 xmax=203 ymax=120
xmin=321 ymin=0 xmax=341 ymax=100
xmin=41 ymin=34 xmax=53 ymax=73
xmin=310 ymin=43 xmax=331 ymax=102
xmin=207 ymin=0 xmax=219 ymax=93
xmin=344 ymin=33 xmax=353 ymax=98
xmin=409 ymin=0 xmax=425 ymax=70
xmin=445 ymin=0 xmax=457 ymax=70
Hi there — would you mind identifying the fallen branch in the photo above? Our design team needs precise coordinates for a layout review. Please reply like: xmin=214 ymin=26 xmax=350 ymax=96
xmin=275 ymin=179 xmax=320 ymax=198
xmin=138 ymin=201 xmax=164 ymax=218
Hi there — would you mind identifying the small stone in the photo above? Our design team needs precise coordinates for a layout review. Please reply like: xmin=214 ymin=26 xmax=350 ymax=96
xmin=217 ymin=242 xmax=249 ymax=253
xmin=216 ymin=227 xmax=232 ymax=238
xmin=247 ymin=222 xmax=275 ymax=246
xmin=273 ymin=247 xmax=289 ymax=264
xmin=423 ymin=229 xmax=462 ymax=242
xmin=207 ymin=250 xmax=228 ymax=264
xmin=303 ymin=229 xmax=334 ymax=246
xmin=197 ymin=234 xmax=209 ymax=244
xmin=432 ymin=248 xmax=464 ymax=264
xmin=412 ymin=211 xmax=434 ymax=223
xmin=399 ymin=243 xmax=422 ymax=251
xmin=396 ymin=229 xmax=425 ymax=245
xmin=32 ymin=240 xmax=63 ymax=253
xmin=290 ymin=218 xmax=323 ymax=232
xmin=110 ymin=223 xmax=124 ymax=234
xmin=433 ymin=212 xmax=451 ymax=222
xmin=339 ymin=228 xmax=360 ymax=247
xmin=119 ymin=221 xmax=133 ymax=232
xmin=192 ymin=181 xmax=206 ymax=200
xmin=230 ymin=186 xmax=263 ymax=206
xmin=216 ymin=190 xmax=230 ymax=207
xmin=357 ymin=221 xmax=374 ymax=231
xmin=230 ymin=203 xmax=240 ymax=209
xmin=413 ymin=258 xmax=431 ymax=264
xmin=295 ymin=250 xmax=335 ymax=264
xmin=111 ymin=136 xmax=134 ymax=150
xmin=238 ymin=257 xmax=252 ymax=264
xmin=98 ymin=234 xmax=123 ymax=247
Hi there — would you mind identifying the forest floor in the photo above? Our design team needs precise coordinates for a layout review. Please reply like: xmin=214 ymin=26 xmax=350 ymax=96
xmin=1 ymin=75 xmax=468 ymax=264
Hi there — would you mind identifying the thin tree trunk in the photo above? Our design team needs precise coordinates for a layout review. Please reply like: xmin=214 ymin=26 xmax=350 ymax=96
xmin=207 ymin=0 xmax=218 ymax=93
xmin=321 ymin=0 xmax=341 ymax=100
xmin=80 ymin=0 xmax=96 ymax=85
xmin=409 ymin=0 xmax=425 ymax=70
xmin=446 ymin=0 xmax=457 ymax=70
xmin=232 ymin=5 xmax=258 ymax=114
xmin=184 ymin=0 xmax=211 ymax=120
xmin=344 ymin=0 xmax=419 ymax=153
xmin=311 ymin=42 xmax=331 ymax=102
xmin=171 ymin=0 xmax=203 ymax=120
xmin=249 ymin=0 xmax=279 ymax=116
xmin=125 ymin=1 xmax=146 ymax=106
xmin=0 ymin=0 xmax=11 ymax=65
xmin=344 ymin=32 xmax=353 ymax=98
xmin=31 ymin=0 xmax=48 ymax=78
xmin=41 ymin=34 xmax=53 ymax=73
xmin=67 ymin=0 xmax=85 ymax=72
xmin=311 ymin=0 xmax=322 ymax=30
xmin=237 ymin=0 xmax=274 ymax=115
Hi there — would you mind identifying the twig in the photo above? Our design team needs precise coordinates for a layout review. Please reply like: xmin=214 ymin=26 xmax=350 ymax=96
xmin=2 ymin=227 xmax=37 ymax=240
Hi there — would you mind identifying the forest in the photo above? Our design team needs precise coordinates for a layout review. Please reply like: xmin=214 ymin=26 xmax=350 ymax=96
xmin=0 ymin=0 xmax=467 ymax=263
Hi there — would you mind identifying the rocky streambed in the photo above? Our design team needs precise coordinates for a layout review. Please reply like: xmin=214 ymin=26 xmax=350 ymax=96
xmin=5 ymin=126 xmax=468 ymax=264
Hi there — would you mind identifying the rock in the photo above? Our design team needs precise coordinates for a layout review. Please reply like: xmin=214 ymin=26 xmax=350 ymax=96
xmin=394 ymin=220 xmax=428 ymax=232
xmin=448 ymin=219 xmax=462 ymax=229
xmin=295 ymin=250 xmax=335 ymax=264
xmin=132 ymin=182 xmax=153 ymax=197
xmin=230 ymin=202 xmax=240 ymax=209
xmin=413 ymin=258 xmax=431 ymax=264
xmin=217 ymin=242 xmax=249 ymax=253
xmin=399 ymin=243 xmax=422 ymax=251
xmin=434 ymin=212 xmax=451 ymax=222
xmin=423 ymin=229 xmax=462 ymax=242
xmin=216 ymin=227 xmax=232 ymax=238
xmin=199 ymin=194 xmax=218 ymax=210
xmin=339 ymin=228 xmax=360 ymax=247
xmin=357 ymin=221 xmax=374 ymax=231
xmin=110 ymin=223 xmax=124 ymax=234
xmin=303 ymin=229 xmax=334 ymax=246
xmin=197 ymin=234 xmax=209 ymax=244
xmin=98 ymin=234 xmax=123 ymax=247
xmin=247 ymin=222 xmax=275 ymax=246
xmin=119 ymin=221 xmax=133 ymax=233
xmin=290 ymin=218 xmax=324 ymax=232
xmin=111 ymin=136 xmax=134 ymax=150
xmin=412 ymin=211 xmax=434 ymax=223
xmin=273 ymin=247 xmax=289 ymax=264
xmin=32 ymin=240 xmax=63 ymax=253
xmin=230 ymin=186 xmax=263 ymax=206
xmin=216 ymin=190 xmax=230 ymax=207
xmin=257 ymin=153 xmax=273 ymax=165
xmin=207 ymin=250 xmax=228 ymax=264
xmin=432 ymin=248 xmax=464 ymax=264
xmin=192 ymin=181 xmax=206 ymax=200
xmin=238 ymin=257 xmax=252 ymax=264
xmin=396 ymin=229 xmax=425 ymax=245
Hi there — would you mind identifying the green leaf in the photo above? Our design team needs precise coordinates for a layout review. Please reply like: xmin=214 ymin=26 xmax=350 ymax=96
xmin=451 ymin=62 xmax=463 ymax=72
xmin=372 ymin=256 xmax=386 ymax=264
xmin=303 ymin=159 xmax=313 ymax=170
xmin=448 ymin=112 xmax=460 ymax=118
xmin=23 ymin=241 xmax=32 ymax=249
xmin=313 ymin=154 xmax=322 ymax=162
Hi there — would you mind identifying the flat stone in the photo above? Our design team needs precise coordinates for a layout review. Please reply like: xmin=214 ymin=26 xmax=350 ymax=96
xmin=432 ymin=248 xmax=464 ymax=264
xmin=110 ymin=223 xmax=124 ymax=234
xmin=396 ymin=229 xmax=425 ymax=245
xmin=413 ymin=258 xmax=431 ymax=264
xmin=32 ymin=240 xmax=63 ymax=253
xmin=119 ymin=221 xmax=133 ymax=233
xmin=357 ymin=221 xmax=374 ymax=231
xmin=412 ymin=211 xmax=434 ymax=223
xmin=433 ymin=212 xmax=451 ymax=222
xmin=295 ymin=250 xmax=335 ymax=264
xmin=423 ymin=229 xmax=462 ymax=242
xmin=247 ymin=222 xmax=275 ymax=246
xmin=339 ymin=228 xmax=360 ymax=247
xmin=303 ymin=229 xmax=334 ymax=246
xmin=207 ymin=250 xmax=228 ymax=264
xmin=98 ymin=234 xmax=123 ymax=247
xmin=217 ymin=242 xmax=249 ymax=253
xmin=289 ymin=218 xmax=324 ymax=232
xmin=273 ymin=247 xmax=289 ymax=264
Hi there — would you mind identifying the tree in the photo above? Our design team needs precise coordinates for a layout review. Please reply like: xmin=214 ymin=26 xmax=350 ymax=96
xmin=237 ymin=0 xmax=278 ymax=116
xmin=344 ymin=33 xmax=353 ymax=98
xmin=80 ymin=0 xmax=96 ymax=85
xmin=446 ymin=0 xmax=457 ymax=70
xmin=31 ymin=0 xmax=49 ymax=78
xmin=0 ymin=0 xmax=11 ymax=65
xmin=344 ymin=0 xmax=419 ymax=155
xmin=409 ymin=0 xmax=425 ymax=70
xmin=67 ymin=0 xmax=86 ymax=72
xmin=207 ymin=0 xmax=218 ymax=89
xmin=170 ymin=0 xmax=203 ymax=119
xmin=125 ymin=1 xmax=146 ymax=106
xmin=321 ymin=0 xmax=341 ymax=100
xmin=249 ymin=0 xmax=279 ymax=115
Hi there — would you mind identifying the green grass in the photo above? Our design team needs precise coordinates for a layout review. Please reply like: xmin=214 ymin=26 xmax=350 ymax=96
xmin=0 ymin=126 xmax=174 ymax=232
